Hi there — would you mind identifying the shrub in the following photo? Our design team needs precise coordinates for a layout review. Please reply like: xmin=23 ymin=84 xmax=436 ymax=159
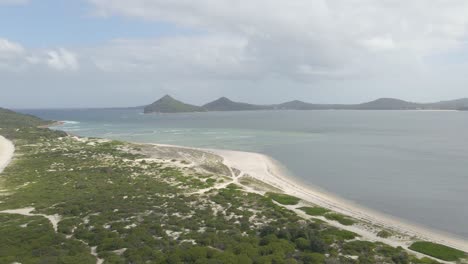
xmin=343 ymin=241 xmax=376 ymax=255
xmin=324 ymin=213 xmax=355 ymax=226
xmin=266 ymin=193 xmax=300 ymax=205
xmin=409 ymin=241 xmax=466 ymax=261
xmin=321 ymin=228 xmax=358 ymax=241
xmin=299 ymin=206 xmax=330 ymax=216
xmin=377 ymin=230 xmax=392 ymax=238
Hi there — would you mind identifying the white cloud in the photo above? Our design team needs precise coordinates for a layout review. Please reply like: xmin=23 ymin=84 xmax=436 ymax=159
xmin=0 ymin=38 xmax=25 ymax=55
xmin=0 ymin=38 xmax=79 ymax=72
xmin=88 ymin=0 xmax=468 ymax=80
xmin=361 ymin=36 xmax=396 ymax=51
xmin=3 ymin=1 xmax=468 ymax=108
xmin=0 ymin=38 xmax=27 ymax=71
xmin=90 ymin=35 xmax=257 ymax=79
xmin=46 ymin=48 xmax=79 ymax=71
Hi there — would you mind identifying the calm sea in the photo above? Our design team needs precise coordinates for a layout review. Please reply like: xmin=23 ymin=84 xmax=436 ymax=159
xmin=22 ymin=108 xmax=468 ymax=240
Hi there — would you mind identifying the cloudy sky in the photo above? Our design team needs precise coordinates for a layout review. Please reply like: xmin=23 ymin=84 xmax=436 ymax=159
xmin=1 ymin=0 xmax=468 ymax=108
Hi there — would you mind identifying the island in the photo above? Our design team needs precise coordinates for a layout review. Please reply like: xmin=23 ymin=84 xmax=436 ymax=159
xmin=143 ymin=96 xmax=468 ymax=113
xmin=144 ymin=95 xmax=206 ymax=114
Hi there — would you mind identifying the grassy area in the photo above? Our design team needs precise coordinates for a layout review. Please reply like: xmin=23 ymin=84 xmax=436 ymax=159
xmin=320 ymin=228 xmax=359 ymax=242
xmin=409 ymin=242 xmax=466 ymax=261
xmin=0 ymin=108 xmax=51 ymax=128
xmin=299 ymin=206 xmax=330 ymax=216
xmin=298 ymin=207 xmax=355 ymax=226
xmin=324 ymin=213 xmax=355 ymax=226
xmin=266 ymin=192 xmax=301 ymax=205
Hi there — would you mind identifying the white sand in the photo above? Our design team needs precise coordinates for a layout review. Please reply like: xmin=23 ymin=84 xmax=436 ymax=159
xmin=0 ymin=137 xmax=63 ymax=232
xmin=150 ymin=143 xmax=467 ymax=256
xmin=207 ymin=148 xmax=468 ymax=254
xmin=0 ymin=135 xmax=14 ymax=174
xmin=0 ymin=207 xmax=61 ymax=232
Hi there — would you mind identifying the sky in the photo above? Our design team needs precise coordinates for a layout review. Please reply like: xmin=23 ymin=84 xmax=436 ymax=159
xmin=1 ymin=0 xmax=468 ymax=108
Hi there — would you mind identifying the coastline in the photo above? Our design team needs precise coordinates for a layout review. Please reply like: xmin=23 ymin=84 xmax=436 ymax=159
xmin=0 ymin=135 xmax=15 ymax=174
xmin=150 ymin=142 xmax=468 ymax=255
xmin=44 ymin=121 xmax=468 ymax=257
xmin=38 ymin=121 xmax=65 ymax=128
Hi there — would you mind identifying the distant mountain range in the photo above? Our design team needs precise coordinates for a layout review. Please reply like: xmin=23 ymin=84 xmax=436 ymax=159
xmin=143 ymin=95 xmax=468 ymax=113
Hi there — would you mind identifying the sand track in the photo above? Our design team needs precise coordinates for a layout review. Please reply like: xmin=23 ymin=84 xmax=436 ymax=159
xmin=0 ymin=136 xmax=14 ymax=174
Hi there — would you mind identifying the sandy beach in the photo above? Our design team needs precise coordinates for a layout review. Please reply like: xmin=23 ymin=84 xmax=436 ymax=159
xmin=0 ymin=126 xmax=467 ymax=262
xmin=148 ymin=142 xmax=467 ymax=258
xmin=0 ymin=136 xmax=14 ymax=174
xmin=207 ymin=148 xmax=468 ymax=253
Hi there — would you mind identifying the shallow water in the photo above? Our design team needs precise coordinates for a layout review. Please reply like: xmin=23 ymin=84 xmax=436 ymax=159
xmin=22 ymin=108 xmax=468 ymax=240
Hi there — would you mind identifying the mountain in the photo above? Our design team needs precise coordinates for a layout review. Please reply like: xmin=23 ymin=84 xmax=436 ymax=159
xmin=426 ymin=98 xmax=468 ymax=110
xmin=142 ymin=96 xmax=468 ymax=113
xmin=276 ymin=100 xmax=350 ymax=110
xmin=354 ymin=98 xmax=421 ymax=110
xmin=143 ymin=95 xmax=206 ymax=113
xmin=203 ymin=97 xmax=270 ymax=111
xmin=276 ymin=100 xmax=317 ymax=110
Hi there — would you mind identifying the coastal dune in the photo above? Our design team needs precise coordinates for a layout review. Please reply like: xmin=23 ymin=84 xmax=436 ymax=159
xmin=206 ymin=148 xmax=468 ymax=253
xmin=0 ymin=136 xmax=14 ymax=174
xmin=149 ymin=141 xmax=468 ymax=255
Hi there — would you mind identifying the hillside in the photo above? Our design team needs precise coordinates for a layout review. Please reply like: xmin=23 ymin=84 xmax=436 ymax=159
xmin=276 ymin=100 xmax=350 ymax=110
xmin=203 ymin=97 xmax=270 ymax=111
xmin=276 ymin=100 xmax=319 ymax=110
xmin=0 ymin=107 xmax=51 ymax=128
xmin=143 ymin=95 xmax=206 ymax=113
xmin=354 ymin=98 xmax=421 ymax=110
xmin=427 ymin=98 xmax=468 ymax=110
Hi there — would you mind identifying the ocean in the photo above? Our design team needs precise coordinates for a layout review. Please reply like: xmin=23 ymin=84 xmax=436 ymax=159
xmin=22 ymin=108 xmax=468 ymax=240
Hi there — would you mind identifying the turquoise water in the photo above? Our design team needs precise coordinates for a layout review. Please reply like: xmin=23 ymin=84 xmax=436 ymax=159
xmin=23 ymin=108 xmax=468 ymax=239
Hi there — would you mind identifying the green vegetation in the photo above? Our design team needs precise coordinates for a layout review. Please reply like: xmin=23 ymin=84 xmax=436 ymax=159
xmin=377 ymin=230 xmax=393 ymax=238
xmin=409 ymin=242 xmax=466 ymax=261
xmin=324 ymin=213 xmax=355 ymax=226
xmin=0 ymin=214 xmax=95 ymax=264
xmin=299 ymin=206 xmax=330 ymax=216
xmin=0 ymin=108 xmax=461 ymax=263
xmin=266 ymin=192 xmax=301 ymax=205
xmin=0 ymin=107 xmax=50 ymax=128
xmin=320 ymin=228 xmax=359 ymax=242
xmin=299 ymin=207 xmax=355 ymax=227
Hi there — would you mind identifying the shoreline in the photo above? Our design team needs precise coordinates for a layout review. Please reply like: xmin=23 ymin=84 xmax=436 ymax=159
xmin=150 ymin=142 xmax=468 ymax=254
xmin=42 ymin=122 xmax=468 ymax=255
xmin=38 ymin=121 xmax=65 ymax=128
xmin=209 ymin=148 xmax=468 ymax=253
xmin=0 ymin=136 xmax=15 ymax=174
